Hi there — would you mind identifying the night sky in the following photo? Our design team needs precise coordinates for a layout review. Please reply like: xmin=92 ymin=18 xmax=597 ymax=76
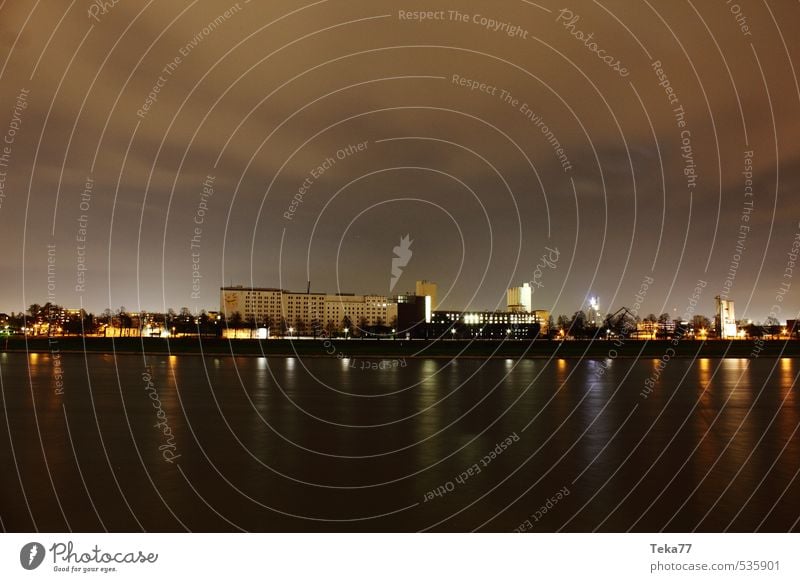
xmin=1 ymin=0 xmax=798 ymax=322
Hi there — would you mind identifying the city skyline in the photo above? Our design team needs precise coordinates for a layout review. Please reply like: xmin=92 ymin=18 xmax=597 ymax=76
xmin=0 ymin=2 xmax=798 ymax=324
xmin=6 ymin=282 xmax=792 ymax=328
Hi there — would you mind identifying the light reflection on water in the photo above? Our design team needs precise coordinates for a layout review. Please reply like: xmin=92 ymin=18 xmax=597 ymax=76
xmin=1 ymin=353 xmax=798 ymax=532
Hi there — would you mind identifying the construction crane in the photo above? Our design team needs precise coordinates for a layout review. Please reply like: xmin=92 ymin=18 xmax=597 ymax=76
xmin=603 ymin=307 xmax=638 ymax=337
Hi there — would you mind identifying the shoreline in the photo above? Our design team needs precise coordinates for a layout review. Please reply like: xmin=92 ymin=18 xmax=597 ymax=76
xmin=3 ymin=337 xmax=798 ymax=359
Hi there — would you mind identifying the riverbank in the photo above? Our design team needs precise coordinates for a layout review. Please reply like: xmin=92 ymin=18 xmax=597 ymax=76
xmin=2 ymin=337 xmax=799 ymax=359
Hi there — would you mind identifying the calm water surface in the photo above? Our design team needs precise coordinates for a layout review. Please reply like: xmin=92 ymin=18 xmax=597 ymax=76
xmin=1 ymin=353 xmax=798 ymax=532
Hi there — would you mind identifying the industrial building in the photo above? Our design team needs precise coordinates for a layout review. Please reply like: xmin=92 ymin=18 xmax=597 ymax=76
xmin=715 ymin=296 xmax=737 ymax=339
xmin=429 ymin=310 xmax=550 ymax=339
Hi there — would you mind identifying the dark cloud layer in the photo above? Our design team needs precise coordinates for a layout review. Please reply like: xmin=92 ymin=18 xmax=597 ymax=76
xmin=1 ymin=0 xmax=799 ymax=321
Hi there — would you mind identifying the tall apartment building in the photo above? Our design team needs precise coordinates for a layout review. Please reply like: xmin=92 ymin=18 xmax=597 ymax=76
xmin=324 ymin=294 xmax=397 ymax=329
xmin=415 ymin=280 xmax=438 ymax=310
xmin=507 ymin=283 xmax=532 ymax=313
xmin=220 ymin=287 xmax=397 ymax=334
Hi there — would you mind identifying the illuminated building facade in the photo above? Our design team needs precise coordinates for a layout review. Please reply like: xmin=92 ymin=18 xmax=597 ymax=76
xmin=715 ymin=296 xmax=737 ymax=339
xmin=429 ymin=310 xmax=550 ymax=339
xmin=507 ymin=283 xmax=533 ymax=313
xmin=220 ymin=286 xmax=397 ymax=334
xmin=415 ymin=280 xmax=438 ymax=311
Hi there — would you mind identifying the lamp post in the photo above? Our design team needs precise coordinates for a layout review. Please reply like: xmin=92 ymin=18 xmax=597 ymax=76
xmin=344 ymin=327 xmax=349 ymax=340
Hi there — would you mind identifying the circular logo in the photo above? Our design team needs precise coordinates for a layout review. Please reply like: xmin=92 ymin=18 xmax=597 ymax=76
xmin=19 ymin=542 xmax=45 ymax=570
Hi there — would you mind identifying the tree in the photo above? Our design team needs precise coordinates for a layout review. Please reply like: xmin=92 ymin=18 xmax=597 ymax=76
xmin=692 ymin=315 xmax=711 ymax=332
xmin=118 ymin=309 xmax=132 ymax=337
xmin=197 ymin=311 xmax=210 ymax=337
xmin=228 ymin=311 xmax=243 ymax=330
xmin=325 ymin=319 xmax=337 ymax=338
xmin=341 ymin=316 xmax=352 ymax=338
xmin=98 ymin=308 xmax=113 ymax=335
xmin=655 ymin=312 xmax=672 ymax=339
xmin=569 ymin=311 xmax=587 ymax=338
xmin=556 ymin=314 xmax=570 ymax=333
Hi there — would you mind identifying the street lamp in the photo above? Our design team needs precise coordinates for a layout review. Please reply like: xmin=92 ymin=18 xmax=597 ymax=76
xmin=288 ymin=326 xmax=294 ymax=339
xmin=344 ymin=327 xmax=349 ymax=340
xmin=451 ymin=328 xmax=456 ymax=340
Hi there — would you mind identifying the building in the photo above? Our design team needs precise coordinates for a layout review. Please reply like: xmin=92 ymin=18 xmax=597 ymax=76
xmin=221 ymin=286 xmax=322 ymax=331
xmin=415 ymin=280 xmax=438 ymax=311
xmin=507 ymin=283 xmax=532 ymax=313
xmin=220 ymin=286 xmax=397 ymax=336
xmin=430 ymin=310 xmax=550 ymax=339
xmin=323 ymin=294 xmax=397 ymax=332
xmin=588 ymin=296 xmax=602 ymax=326
xmin=715 ymin=296 xmax=737 ymax=339
xmin=396 ymin=294 xmax=429 ymax=338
